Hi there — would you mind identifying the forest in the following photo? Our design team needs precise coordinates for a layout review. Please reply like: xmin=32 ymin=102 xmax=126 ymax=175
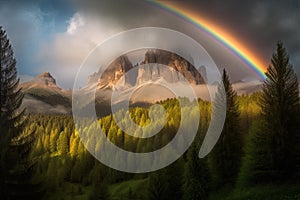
xmin=1 ymin=95 xmax=261 ymax=199
xmin=1 ymin=26 xmax=300 ymax=200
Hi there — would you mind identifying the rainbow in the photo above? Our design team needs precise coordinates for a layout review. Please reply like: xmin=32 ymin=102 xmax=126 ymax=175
xmin=150 ymin=1 xmax=267 ymax=80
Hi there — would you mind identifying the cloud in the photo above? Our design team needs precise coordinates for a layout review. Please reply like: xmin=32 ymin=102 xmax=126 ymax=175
xmin=67 ymin=13 xmax=85 ymax=34
xmin=0 ymin=2 xmax=44 ymax=73
xmin=34 ymin=0 xmax=171 ymax=88
xmin=0 ymin=0 xmax=75 ymax=77
xmin=6 ymin=0 xmax=300 ymax=89
xmin=36 ymin=12 xmax=124 ymax=88
xmin=180 ymin=0 xmax=300 ymax=77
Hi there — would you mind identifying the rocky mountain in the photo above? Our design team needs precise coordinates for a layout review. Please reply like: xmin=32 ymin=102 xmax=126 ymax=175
xmin=19 ymin=50 xmax=263 ymax=114
xmin=140 ymin=50 xmax=205 ymax=84
xmin=87 ymin=49 xmax=205 ymax=90
xmin=87 ymin=56 xmax=133 ymax=89
xmin=73 ymin=49 xmax=207 ymax=116
xmin=20 ymin=72 xmax=72 ymax=114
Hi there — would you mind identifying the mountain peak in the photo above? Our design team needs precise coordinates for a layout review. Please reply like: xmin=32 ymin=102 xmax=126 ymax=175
xmin=37 ymin=71 xmax=52 ymax=78
xmin=34 ymin=72 xmax=56 ymax=86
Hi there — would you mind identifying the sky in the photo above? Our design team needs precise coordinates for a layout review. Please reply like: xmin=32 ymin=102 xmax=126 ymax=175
xmin=0 ymin=0 xmax=300 ymax=89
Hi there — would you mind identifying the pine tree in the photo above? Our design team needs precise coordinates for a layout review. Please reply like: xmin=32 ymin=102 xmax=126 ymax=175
xmin=260 ymin=41 xmax=299 ymax=178
xmin=0 ymin=26 xmax=24 ymax=134
xmin=147 ymin=159 xmax=184 ymax=200
xmin=148 ymin=171 xmax=167 ymax=200
xmin=209 ymin=69 xmax=242 ymax=186
xmin=125 ymin=187 xmax=138 ymax=200
xmin=89 ymin=181 xmax=110 ymax=200
xmin=295 ymin=103 xmax=300 ymax=177
xmin=183 ymin=143 xmax=210 ymax=200
xmin=163 ymin=159 xmax=184 ymax=200
xmin=57 ymin=130 xmax=69 ymax=154
xmin=0 ymin=26 xmax=41 ymax=199
xmin=239 ymin=42 xmax=299 ymax=186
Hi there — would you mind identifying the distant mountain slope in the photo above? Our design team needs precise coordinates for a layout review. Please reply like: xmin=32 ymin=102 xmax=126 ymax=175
xmin=20 ymin=72 xmax=71 ymax=114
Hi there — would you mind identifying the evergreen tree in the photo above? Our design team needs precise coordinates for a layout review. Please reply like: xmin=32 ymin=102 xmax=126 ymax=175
xmin=0 ymin=26 xmax=41 ymax=199
xmin=183 ymin=143 xmax=210 ymax=200
xmin=163 ymin=159 xmax=184 ymax=200
xmin=148 ymin=170 xmax=167 ymax=200
xmin=260 ymin=42 xmax=299 ymax=178
xmin=57 ymin=130 xmax=69 ymax=154
xmin=89 ymin=182 xmax=110 ymax=200
xmin=0 ymin=26 xmax=24 ymax=135
xmin=239 ymin=42 xmax=299 ymax=185
xmin=125 ymin=187 xmax=138 ymax=200
xmin=148 ymin=159 xmax=184 ymax=200
xmin=295 ymin=103 xmax=300 ymax=177
xmin=209 ymin=69 xmax=242 ymax=186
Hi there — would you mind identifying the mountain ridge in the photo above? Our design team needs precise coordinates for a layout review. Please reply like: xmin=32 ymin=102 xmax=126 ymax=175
xmin=19 ymin=72 xmax=72 ymax=114
xmin=19 ymin=50 xmax=263 ymax=114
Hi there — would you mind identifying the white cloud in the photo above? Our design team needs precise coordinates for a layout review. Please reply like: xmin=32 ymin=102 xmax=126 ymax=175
xmin=67 ymin=13 xmax=85 ymax=34
xmin=36 ymin=12 xmax=123 ymax=88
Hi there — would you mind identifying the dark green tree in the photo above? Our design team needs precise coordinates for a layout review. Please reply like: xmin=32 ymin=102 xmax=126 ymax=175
xmin=295 ymin=104 xmax=300 ymax=177
xmin=209 ymin=69 xmax=242 ymax=186
xmin=148 ymin=159 xmax=184 ymax=200
xmin=183 ymin=143 xmax=210 ymax=200
xmin=89 ymin=181 xmax=110 ymax=200
xmin=0 ymin=26 xmax=41 ymax=199
xmin=260 ymin=42 xmax=299 ymax=178
xmin=125 ymin=187 xmax=138 ymax=200
xmin=148 ymin=170 xmax=167 ymax=200
xmin=0 ymin=26 xmax=24 ymax=134
xmin=239 ymin=42 xmax=299 ymax=185
xmin=164 ymin=159 xmax=184 ymax=200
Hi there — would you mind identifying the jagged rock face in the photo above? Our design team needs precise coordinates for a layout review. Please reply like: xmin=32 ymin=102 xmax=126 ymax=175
xmin=88 ymin=56 xmax=133 ymax=87
xmin=88 ymin=49 xmax=205 ymax=88
xmin=20 ymin=72 xmax=60 ymax=90
xmin=136 ymin=64 xmax=185 ymax=84
xmin=143 ymin=50 xmax=173 ymax=65
xmin=35 ymin=72 xmax=57 ymax=86
xmin=141 ymin=49 xmax=204 ymax=84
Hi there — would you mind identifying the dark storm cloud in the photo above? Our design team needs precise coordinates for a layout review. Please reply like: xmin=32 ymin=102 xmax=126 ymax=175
xmin=74 ymin=0 xmax=174 ymax=28
xmin=179 ymin=0 xmax=300 ymax=74
xmin=75 ymin=0 xmax=300 ymax=76
xmin=1 ymin=0 xmax=300 ymax=88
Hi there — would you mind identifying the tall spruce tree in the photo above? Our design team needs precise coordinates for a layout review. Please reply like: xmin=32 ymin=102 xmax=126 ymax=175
xmin=296 ymin=102 xmax=300 ymax=178
xmin=209 ymin=69 xmax=242 ymax=186
xmin=239 ymin=42 xmax=299 ymax=186
xmin=147 ymin=159 xmax=183 ymax=200
xmin=0 ymin=26 xmax=24 ymax=134
xmin=0 ymin=26 xmax=40 ymax=199
xmin=148 ymin=170 xmax=167 ymax=200
xmin=183 ymin=143 xmax=210 ymax=200
xmin=260 ymin=42 xmax=299 ymax=178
